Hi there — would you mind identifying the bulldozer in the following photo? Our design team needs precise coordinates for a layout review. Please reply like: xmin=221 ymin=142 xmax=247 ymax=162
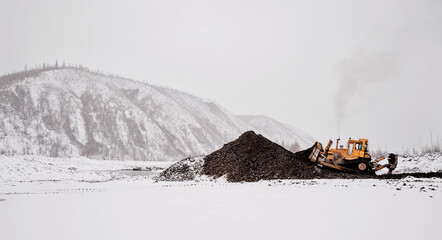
xmin=308 ymin=138 xmax=398 ymax=174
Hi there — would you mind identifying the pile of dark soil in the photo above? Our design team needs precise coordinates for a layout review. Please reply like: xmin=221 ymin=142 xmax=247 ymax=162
xmin=155 ymin=156 xmax=204 ymax=181
xmin=202 ymin=131 xmax=362 ymax=182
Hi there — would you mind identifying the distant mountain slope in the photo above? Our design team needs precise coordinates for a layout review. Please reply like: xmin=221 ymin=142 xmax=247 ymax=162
xmin=0 ymin=67 xmax=314 ymax=161
xmin=238 ymin=115 xmax=315 ymax=152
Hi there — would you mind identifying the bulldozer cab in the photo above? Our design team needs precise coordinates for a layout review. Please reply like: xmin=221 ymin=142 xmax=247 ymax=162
xmin=347 ymin=139 xmax=369 ymax=158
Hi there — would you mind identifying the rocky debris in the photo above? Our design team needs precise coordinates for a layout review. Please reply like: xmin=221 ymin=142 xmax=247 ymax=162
xmin=202 ymin=131 xmax=310 ymax=181
xmin=155 ymin=156 xmax=204 ymax=181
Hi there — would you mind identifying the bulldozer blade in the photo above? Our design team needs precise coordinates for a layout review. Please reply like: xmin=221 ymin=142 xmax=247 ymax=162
xmin=308 ymin=142 xmax=323 ymax=163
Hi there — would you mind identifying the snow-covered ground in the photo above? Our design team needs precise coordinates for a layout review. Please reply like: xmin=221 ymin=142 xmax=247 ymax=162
xmin=0 ymin=155 xmax=173 ymax=184
xmin=0 ymin=154 xmax=441 ymax=240
xmin=1 ymin=177 xmax=440 ymax=240
xmin=396 ymin=153 xmax=442 ymax=173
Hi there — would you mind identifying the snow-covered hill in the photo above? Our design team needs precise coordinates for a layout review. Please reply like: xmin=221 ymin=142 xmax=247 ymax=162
xmin=0 ymin=68 xmax=314 ymax=161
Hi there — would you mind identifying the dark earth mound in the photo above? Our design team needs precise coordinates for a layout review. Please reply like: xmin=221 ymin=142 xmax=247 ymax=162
xmin=155 ymin=156 xmax=204 ymax=181
xmin=202 ymin=131 xmax=365 ymax=182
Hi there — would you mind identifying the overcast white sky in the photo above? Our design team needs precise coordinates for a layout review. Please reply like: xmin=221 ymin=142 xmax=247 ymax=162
xmin=1 ymin=0 xmax=441 ymax=153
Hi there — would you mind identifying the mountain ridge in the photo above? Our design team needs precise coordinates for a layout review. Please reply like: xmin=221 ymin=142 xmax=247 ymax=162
xmin=0 ymin=67 xmax=314 ymax=161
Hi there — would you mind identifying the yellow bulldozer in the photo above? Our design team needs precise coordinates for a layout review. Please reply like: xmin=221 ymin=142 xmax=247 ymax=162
xmin=308 ymin=138 xmax=398 ymax=174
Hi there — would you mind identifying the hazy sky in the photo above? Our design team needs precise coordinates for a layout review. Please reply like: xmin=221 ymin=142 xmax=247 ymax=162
xmin=1 ymin=0 xmax=441 ymax=153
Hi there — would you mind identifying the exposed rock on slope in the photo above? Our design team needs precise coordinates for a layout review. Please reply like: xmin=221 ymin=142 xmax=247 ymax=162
xmin=0 ymin=68 xmax=314 ymax=161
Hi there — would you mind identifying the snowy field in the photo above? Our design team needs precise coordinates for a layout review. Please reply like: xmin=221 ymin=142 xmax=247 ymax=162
xmin=1 ymin=154 xmax=441 ymax=240
xmin=393 ymin=153 xmax=442 ymax=173
xmin=0 ymin=155 xmax=173 ymax=184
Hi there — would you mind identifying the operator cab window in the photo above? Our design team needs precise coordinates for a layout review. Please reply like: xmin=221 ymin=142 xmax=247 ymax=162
xmin=348 ymin=143 xmax=354 ymax=155
xmin=355 ymin=142 xmax=362 ymax=150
